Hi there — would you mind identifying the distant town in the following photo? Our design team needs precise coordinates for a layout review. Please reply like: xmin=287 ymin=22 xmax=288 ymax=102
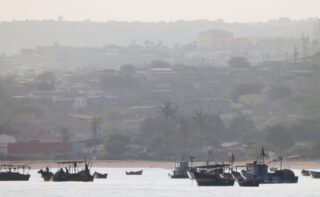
xmin=0 ymin=24 xmax=320 ymax=162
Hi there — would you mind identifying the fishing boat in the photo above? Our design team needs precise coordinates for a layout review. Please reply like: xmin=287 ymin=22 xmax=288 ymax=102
xmin=169 ymin=160 xmax=189 ymax=178
xmin=52 ymin=160 xmax=94 ymax=182
xmin=301 ymin=169 xmax=310 ymax=176
xmin=0 ymin=164 xmax=31 ymax=181
xmin=231 ymin=170 xmax=259 ymax=187
xmin=93 ymin=171 xmax=108 ymax=179
xmin=241 ymin=146 xmax=298 ymax=184
xmin=310 ymin=171 xmax=320 ymax=178
xmin=125 ymin=170 xmax=143 ymax=175
xmin=38 ymin=167 xmax=53 ymax=181
xmin=190 ymin=163 xmax=235 ymax=186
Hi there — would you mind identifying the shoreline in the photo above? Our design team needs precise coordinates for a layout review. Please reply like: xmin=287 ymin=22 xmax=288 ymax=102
xmin=0 ymin=159 xmax=319 ymax=170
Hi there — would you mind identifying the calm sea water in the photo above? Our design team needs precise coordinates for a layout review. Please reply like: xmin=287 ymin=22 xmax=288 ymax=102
xmin=0 ymin=168 xmax=319 ymax=197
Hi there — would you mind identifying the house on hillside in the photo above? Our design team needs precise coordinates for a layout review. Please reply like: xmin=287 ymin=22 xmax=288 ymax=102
xmin=7 ymin=140 xmax=72 ymax=159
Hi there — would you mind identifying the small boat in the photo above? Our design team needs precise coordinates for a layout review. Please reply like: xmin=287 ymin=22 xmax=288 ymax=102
xmin=231 ymin=171 xmax=259 ymax=187
xmin=0 ymin=164 xmax=31 ymax=181
xmin=93 ymin=171 xmax=108 ymax=179
xmin=169 ymin=161 xmax=189 ymax=178
xmin=126 ymin=170 xmax=143 ymax=175
xmin=38 ymin=167 xmax=53 ymax=181
xmin=301 ymin=169 xmax=310 ymax=176
xmin=310 ymin=171 xmax=320 ymax=178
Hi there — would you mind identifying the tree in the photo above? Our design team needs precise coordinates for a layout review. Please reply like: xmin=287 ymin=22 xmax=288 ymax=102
xmin=119 ymin=64 xmax=136 ymax=76
xmin=230 ymin=82 xmax=263 ymax=102
xmin=91 ymin=116 xmax=102 ymax=139
xmin=105 ymin=133 xmax=130 ymax=157
xmin=228 ymin=57 xmax=251 ymax=68
xmin=192 ymin=110 xmax=224 ymax=150
xmin=36 ymin=71 xmax=56 ymax=91
xmin=60 ymin=127 xmax=71 ymax=143
xmin=225 ymin=112 xmax=255 ymax=140
xmin=267 ymin=85 xmax=292 ymax=100
xmin=264 ymin=124 xmax=294 ymax=150
xmin=159 ymin=100 xmax=177 ymax=120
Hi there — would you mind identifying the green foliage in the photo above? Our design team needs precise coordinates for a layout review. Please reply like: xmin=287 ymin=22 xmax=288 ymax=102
xmin=288 ymin=117 xmax=320 ymax=141
xmin=228 ymin=57 xmax=251 ymax=68
xmin=149 ymin=60 xmax=170 ymax=68
xmin=159 ymin=100 xmax=178 ymax=120
xmin=267 ymin=85 xmax=292 ymax=100
xmin=225 ymin=112 xmax=256 ymax=140
xmin=264 ymin=124 xmax=294 ymax=150
xmin=0 ymin=120 xmax=18 ymax=134
xmin=230 ymin=82 xmax=263 ymax=102
xmin=286 ymin=145 xmax=312 ymax=156
xmin=246 ymin=144 xmax=278 ymax=159
xmin=119 ymin=64 xmax=136 ymax=76
xmin=311 ymin=141 xmax=320 ymax=158
xmin=99 ymin=71 xmax=139 ymax=89
xmin=0 ymin=80 xmax=5 ymax=99
xmin=60 ymin=127 xmax=72 ymax=143
xmin=104 ymin=133 xmax=130 ymax=156
xmin=36 ymin=71 xmax=56 ymax=91
xmin=91 ymin=116 xmax=102 ymax=139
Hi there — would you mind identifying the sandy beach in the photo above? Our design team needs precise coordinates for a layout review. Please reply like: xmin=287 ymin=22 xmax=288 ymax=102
xmin=0 ymin=159 xmax=319 ymax=170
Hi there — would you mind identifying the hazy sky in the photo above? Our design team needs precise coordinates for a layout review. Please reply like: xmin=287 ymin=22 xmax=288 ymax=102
xmin=1 ymin=0 xmax=319 ymax=22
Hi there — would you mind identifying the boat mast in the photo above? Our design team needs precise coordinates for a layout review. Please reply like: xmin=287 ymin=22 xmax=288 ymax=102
xmin=258 ymin=146 xmax=266 ymax=164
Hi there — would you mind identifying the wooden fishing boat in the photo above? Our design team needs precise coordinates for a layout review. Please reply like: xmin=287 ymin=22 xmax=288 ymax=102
xmin=52 ymin=160 xmax=94 ymax=182
xmin=310 ymin=171 xmax=320 ymax=178
xmin=191 ymin=164 xmax=235 ymax=186
xmin=126 ymin=170 xmax=143 ymax=175
xmin=301 ymin=169 xmax=310 ymax=176
xmin=0 ymin=164 xmax=31 ymax=181
xmin=93 ymin=171 xmax=108 ymax=179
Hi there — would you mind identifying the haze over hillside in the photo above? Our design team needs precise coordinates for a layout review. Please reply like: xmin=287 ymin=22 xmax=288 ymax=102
xmin=0 ymin=18 xmax=318 ymax=54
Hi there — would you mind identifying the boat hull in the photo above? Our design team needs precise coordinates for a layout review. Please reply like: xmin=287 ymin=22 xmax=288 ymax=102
xmin=310 ymin=171 xmax=320 ymax=178
xmin=0 ymin=173 xmax=30 ymax=181
xmin=126 ymin=170 xmax=143 ymax=175
xmin=93 ymin=172 xmax=108 ymax=179
xmin=231 ymin=171 xmax=259 ymax=187
xmin=194 ymin=171 xmax=235 ymax=186
xmin=170 ymin=174 xmax=189 ymax=178
xmin=52 ymin=172 xmax=94 ymax=182
xmin=242 ymin=171 xmax=298 ymax=184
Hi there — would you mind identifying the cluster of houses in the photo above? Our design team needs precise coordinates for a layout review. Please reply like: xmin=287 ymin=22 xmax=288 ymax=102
xmin=0 ymin=28 xmax=318 ymax=159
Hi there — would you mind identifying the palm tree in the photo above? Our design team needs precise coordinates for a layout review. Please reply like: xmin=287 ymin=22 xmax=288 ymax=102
xmin=61 ymin=127 xmax=71 ymax=143
xmin=90 ymin=116 xmax=102 ymax=139
xmin=159 ymin=100 xmax=177 ymax=120
xmin=193 ymin=110 xmax=208 ymax=151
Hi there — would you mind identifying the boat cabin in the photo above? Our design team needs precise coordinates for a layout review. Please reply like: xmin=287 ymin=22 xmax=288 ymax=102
xmin=245 ymin=161 xmax=268 ymax=176
xmin=174 ymin=161 xmax=189 ymax=172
